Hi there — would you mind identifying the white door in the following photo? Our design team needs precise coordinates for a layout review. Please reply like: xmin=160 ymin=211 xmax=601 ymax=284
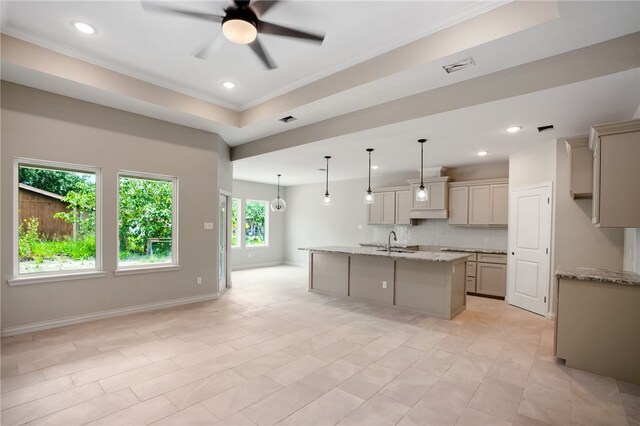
xmin=507 ymin=183 xmax=552 ymax=316
xmin=219 ymin=193 xmax=229 ymax=290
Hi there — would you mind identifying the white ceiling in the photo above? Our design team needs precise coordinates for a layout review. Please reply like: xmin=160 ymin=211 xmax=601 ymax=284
xmin=233 ymin=68 xmax=640 ymax=186
xmin=1 ymin=0 xmax=504 ymax=110
xmin=1 ymin=0 xmax=639 ymax=187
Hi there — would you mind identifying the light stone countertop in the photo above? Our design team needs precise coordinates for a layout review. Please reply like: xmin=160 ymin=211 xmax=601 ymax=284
xmin=555 ymin=266 xmax=640 ymax=286
xmin=359 ymin=243 xmax=507 ymax=255
xmin=440 ymin=247 xmax=508 ymax=255
xmin=300 ymin=246 xmax=471 ymax=263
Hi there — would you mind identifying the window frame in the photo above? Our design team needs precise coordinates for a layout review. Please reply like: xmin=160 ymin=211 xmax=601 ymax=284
xmin=10 ymin=158 xmax=103 ymax=285
xmin=115 ymin=170 xmax=179 ymax=273
xmin=231 ymin=198 xmax=241 ymax=249
xmin=244 ymin=199 xmax=269 ymax=248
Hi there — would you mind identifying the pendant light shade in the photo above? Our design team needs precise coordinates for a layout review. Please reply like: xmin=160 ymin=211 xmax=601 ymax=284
xmin=323 ymin=156 xmax=332 ymax=206
xmin=270 ymin=174 xmax=286 ymax=212
xmin=416 ymin=139 xmax=429 ymax=202
xmin=364 ymin=148 xmax=375 ymax=204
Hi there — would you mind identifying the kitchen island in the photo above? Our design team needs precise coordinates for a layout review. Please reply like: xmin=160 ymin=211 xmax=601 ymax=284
xmin=300 ymin=246 xmax=470 ymax=319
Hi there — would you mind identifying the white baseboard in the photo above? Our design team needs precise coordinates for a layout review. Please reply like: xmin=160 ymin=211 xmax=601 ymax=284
xmin=284 ymin=261 xmax=307 ymax=268
xmin=1 ymin=293 xmax=219 ymax=337
xmin=231 ymin=262 xmax=284 ymax=271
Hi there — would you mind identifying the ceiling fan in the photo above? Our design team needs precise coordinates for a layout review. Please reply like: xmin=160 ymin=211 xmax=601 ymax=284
xmin=142 ymin=0 xmax=325 ymax=70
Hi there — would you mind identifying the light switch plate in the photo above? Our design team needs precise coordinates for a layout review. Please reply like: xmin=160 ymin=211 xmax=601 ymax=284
xmin=204 ymin=222 xmax=214 ymax=230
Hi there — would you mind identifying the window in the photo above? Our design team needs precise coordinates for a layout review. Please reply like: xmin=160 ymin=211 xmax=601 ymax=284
xmin=231 ymin=198 xmax=241 ymax=248
xmin=16 ymin=160 xmax=100 ymax=275
xmin=245 ymin=200 xmax=268 ymax=246
xmin=118 ymin=172 xmax=177 ymax=268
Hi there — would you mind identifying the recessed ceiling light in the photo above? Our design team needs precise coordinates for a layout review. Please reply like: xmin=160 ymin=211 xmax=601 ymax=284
xmin=73 ymin=21 xmax=96 ymax=34
xmin=506 ymin=126 xmax=522 ymax=133
xmin=477 ymin=151 xmax=489 ymax=156
xmin=221 ymin=81 xmax=236 ymax=89
xmin=371 ymin=165 xmax=379 ymax=170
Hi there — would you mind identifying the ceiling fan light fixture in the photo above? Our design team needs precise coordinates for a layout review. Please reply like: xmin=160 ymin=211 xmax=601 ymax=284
xmin=222 ymin=11 xmax=257 ymax=44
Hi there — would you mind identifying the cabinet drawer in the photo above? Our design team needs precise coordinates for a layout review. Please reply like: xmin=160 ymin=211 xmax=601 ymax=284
xmin=465 ymin=253 xmax=477 ymax=261
xmin=466 ymin=261 xmax=476 ymax=277
xmin=466 ymin=277 xmax=476 ymax=293
xmin=477 ymin=253 xmax=507 ymax=264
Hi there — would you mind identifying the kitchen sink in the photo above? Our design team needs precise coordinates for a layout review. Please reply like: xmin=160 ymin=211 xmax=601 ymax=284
xmin=376 ymin=248 xmax=416 ymax=254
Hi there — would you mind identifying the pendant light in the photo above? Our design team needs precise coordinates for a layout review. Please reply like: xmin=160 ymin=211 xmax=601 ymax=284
xmin=323 ymin=156 xmax=332 ymax=206
xmin=270 ymin=174 xmax=286 ymax=212
xmin=364 ymin=148 xmax=375 ymax=204
xmin=416 ymin=138 xmax=429 ymax=202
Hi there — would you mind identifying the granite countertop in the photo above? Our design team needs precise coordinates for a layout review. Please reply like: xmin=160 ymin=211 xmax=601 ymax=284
xmin=300 ymin=246 xmax=471 ymax=263
xmin=440 ymin=247 xmax=508 ymax=255
xmin=555 ymin=266 xmax=640 ymax=286
xmin=359 ymin=243 xmax=507 ymax=255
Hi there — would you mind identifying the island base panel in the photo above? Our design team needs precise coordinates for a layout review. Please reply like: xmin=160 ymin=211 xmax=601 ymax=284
xmin=349 ymin=255 xmax=394 ymax=304
xmin=310 ymin=253 xmax=349 ymax=296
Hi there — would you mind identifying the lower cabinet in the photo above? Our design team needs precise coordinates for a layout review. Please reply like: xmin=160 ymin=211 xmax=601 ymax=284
xmin=476 ymin=262 xmax=507 ymax=297
xmin=463 ymin=253 xmax=507 ymax=297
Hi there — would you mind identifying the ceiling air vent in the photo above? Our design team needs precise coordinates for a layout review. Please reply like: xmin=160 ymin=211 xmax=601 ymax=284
xmin=537 ymin=124 xmax=555 ymax=133
xmin=279 ymin=115 xmax=297 ymax=123
xmin=443 ymin=57 xmax=476 ymax=74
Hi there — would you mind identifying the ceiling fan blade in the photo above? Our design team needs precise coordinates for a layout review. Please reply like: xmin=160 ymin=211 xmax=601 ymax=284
xmin=259 ymin=21 xmax=324 ymax=44
xmin=141 ymin=2 xmax=224 ymax=23
xmin=194 ymin=33 xmax=225 ymax=60
xmin=249 ymin=38 xmax=277 ymax=69
xmin=250 ymin=0 xmax=280 ymax=16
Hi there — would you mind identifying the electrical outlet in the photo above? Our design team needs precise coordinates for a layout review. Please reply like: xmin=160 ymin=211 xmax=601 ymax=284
xmin=382 ymin=281 xmax=387 ymax=289
xmin=358 ymin=224 xmax=363 ymax=230
xmin=248 ymin=253 xmax=252 ymax=259
xmin=196 ymin=277 xmax=202 ymax=284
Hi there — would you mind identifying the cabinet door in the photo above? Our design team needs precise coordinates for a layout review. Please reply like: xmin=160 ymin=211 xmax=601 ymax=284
xmin=466 ymin=277 xmax=476 ymax=293
xmin=368 ymin=196 xmax=383 ymax=224
xmin=410 ymin=184 xmax=427 ymax=210
xmin=468 ymin=185 xmax=491 ymax=225
xmin=476 ymin=262 xmax=507 ymax=297
xmin=381 ymin=192 xmax=396 ymax=224
xmin=490 ymin=184 xmax=508 ymax=225
xmin=448 ymin=186 xmax=469 ymax=225
xmin=592 ymin=138 xmax=601 ymax=224
xmin=395 ymin=190 xmax=411 ymax=225
xmin=427 ymin=182 xmax=447 ymax=210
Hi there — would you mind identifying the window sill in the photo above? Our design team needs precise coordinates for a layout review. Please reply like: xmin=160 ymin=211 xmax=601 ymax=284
xmin=113 ymin=265 xmax=181 ymax=276
xmin=245 ymin=245 xmax=270 ymax=249
xmin=8 ymin=270 xmax=107 ymax=286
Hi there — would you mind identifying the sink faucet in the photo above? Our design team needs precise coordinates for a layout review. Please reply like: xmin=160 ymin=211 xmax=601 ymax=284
xmin=387 ymin=231 xmax=397 ymax=254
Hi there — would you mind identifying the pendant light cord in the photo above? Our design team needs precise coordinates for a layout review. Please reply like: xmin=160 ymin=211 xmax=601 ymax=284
xmin=419 ymin=139 xmax=426 ymax=189
xmin=325 ymin=156 xmax=330 ymax=196
xmin=277 ymin=174 xmax=280 ymax=199
xmin=367 ymin=149 xmax=373 ymax=192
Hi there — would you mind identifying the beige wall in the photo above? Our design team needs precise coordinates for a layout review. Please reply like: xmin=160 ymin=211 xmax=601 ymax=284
xmin=623 ymin=103 xmax=640 ymax=273
xmin=284 ymin=178 xmax=375 ymax=266
xmin=231 ymin=179 xmax=285 ymax=270
xmin=1 ymin=82 xmax=231 ymax=330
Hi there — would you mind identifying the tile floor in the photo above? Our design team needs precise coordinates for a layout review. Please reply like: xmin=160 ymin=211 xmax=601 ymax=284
xmin=1 ymin=265 xmax=638 ymax=425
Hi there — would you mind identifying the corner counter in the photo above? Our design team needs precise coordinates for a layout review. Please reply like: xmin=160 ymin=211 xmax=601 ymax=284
xmin=554 ymin=266 xmax=640 ymax=384
xmin=300 ymin=246 xmax=469 ymax=319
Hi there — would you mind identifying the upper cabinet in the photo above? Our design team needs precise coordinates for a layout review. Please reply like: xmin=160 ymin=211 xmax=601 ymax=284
xmin=409 ymin=177 xmax=450 ymax=219
xmin=395 ymin=190 xmax=412 ymax=225
xmin=564 ymin=136 xmax=593 ymax=199
xmin=448 ymin=179 xmax=508 ymax=226
xmin=368 ymin=191 xmax=396 ymax=225
xmin=590 ymin=119 xmax=640 ymax=228
xmin=368 ymin=187 xmax=412 ymax=225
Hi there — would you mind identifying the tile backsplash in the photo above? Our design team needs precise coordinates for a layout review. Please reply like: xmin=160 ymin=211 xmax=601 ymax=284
xmin=372 ymin=220 xmax=508 ymax=249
